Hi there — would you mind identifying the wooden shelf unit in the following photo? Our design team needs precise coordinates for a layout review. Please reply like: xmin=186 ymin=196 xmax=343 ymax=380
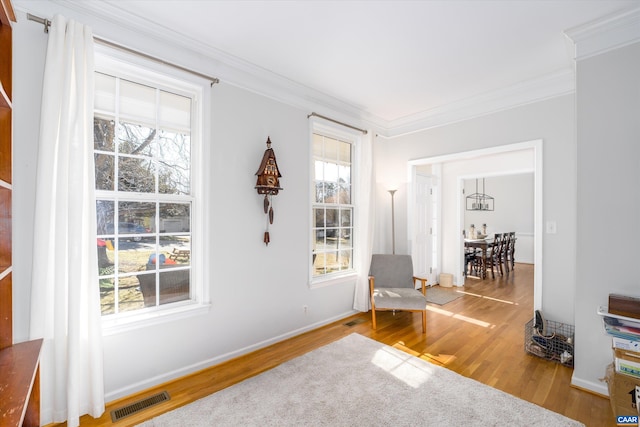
xmin=0 ymin=0 xmax=15 ymax=349
xmin=0 ymin=1 xmax=44 ymax=426
xmin=0 ymin=339 xmax=43 ymax=427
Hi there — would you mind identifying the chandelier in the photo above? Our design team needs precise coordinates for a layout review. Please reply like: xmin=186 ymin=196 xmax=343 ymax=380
xmin=466 ymin=178 xmax=494 ymax=211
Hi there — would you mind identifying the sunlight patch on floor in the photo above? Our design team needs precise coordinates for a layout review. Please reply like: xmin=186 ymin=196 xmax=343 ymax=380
xmin=456 ymin=290 xmax=518 ymax=305
xmin=391 ymin=341 xmax=458 ymax=367
xmin=426 ymin=305 xmax=494 ymax=328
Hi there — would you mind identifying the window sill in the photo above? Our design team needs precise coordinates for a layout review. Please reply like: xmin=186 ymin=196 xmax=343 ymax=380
xmin=309 ymin=271 xmax=358 ymax=289
xmin=101 ymin=301 xmax=211 ymax=336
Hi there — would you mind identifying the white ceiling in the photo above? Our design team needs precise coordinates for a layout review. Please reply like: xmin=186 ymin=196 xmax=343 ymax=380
xmin=16 ymin=0 xmax=640 ymax=133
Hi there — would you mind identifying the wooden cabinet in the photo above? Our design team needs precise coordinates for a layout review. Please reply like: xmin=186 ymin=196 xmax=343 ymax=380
xmin=0 ymin=1 xmax=44 ymax=426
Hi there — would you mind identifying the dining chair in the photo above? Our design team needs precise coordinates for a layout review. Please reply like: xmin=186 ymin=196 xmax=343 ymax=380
xmin=506 ymin=231 xmax=516 ymax=271
xmin=499 ymin=233 xmax=511 ymax=273
xmin=486 ymin=233 xmax=506 ymax=278
xmin=465 ymin=246 xmax=484 ymax=277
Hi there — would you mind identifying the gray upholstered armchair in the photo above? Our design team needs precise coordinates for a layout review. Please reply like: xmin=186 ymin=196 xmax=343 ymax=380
xmin=368 ymin=254 xmax=428 ymax=333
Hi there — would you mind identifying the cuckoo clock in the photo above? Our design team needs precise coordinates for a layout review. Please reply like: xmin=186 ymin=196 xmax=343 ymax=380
xmin=255 ymin=137 xmax=282 ymax=245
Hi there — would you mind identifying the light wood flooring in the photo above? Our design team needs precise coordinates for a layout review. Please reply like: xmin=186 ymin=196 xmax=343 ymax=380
xmin=65 ymin=263 xmax=614 ymax=426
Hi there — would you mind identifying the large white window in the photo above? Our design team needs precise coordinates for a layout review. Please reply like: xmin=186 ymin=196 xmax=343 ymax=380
xmin=94 ymin=51 xmax=208 ymax=325
xmin=311 ymin=125 xmax=358 ymax=283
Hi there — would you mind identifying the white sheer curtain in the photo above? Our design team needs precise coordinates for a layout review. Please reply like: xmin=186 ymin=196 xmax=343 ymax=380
xmin=29 ymin=15 xmax=105 ymax=427
xmin=353 ymin=131 xmax=375 ymax=312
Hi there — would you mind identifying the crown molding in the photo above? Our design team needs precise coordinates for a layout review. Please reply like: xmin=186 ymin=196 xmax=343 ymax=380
xmin=382 ymin=69 xmax=575 ymax=138
xmin=16 ymin=0 xmax=585 ymax=137
xmin=564 ymin=6 xmax=640 ymax=60
xmin=16 ymin=0 xmax=386 ymax=130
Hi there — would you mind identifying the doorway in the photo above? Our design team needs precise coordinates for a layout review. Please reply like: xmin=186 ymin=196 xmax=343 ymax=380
xmin=408 ymin=140 xmax=543 ymax=309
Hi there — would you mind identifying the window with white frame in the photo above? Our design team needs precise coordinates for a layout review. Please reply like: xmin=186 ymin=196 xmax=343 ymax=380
xmin=311 ymin=128 xmax=356 ymax=281
xmin=94 ymin=52 xmax=206 ymax=319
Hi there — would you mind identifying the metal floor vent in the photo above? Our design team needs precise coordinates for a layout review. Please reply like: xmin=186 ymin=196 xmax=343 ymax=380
xmin=110 ymin=391 xmax=170 ymax=422
xmin=343 ymin=318 xmax=366 ymax=327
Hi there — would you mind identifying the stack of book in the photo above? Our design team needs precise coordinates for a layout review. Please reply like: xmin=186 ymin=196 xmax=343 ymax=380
xmin=599 ymin=294 xmax=640 ymax=420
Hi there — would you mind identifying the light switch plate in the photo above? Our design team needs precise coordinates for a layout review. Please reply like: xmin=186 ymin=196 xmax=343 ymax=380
xmin=546 ymin=221 xmax=557 ymax=234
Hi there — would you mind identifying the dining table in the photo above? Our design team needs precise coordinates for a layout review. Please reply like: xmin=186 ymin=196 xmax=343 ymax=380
xmin=464 ymin=237 xmax=494 ymax=279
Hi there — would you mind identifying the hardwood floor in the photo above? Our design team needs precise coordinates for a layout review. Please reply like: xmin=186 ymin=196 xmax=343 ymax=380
xmin=67 ymin=263 xmax=614 ymax=426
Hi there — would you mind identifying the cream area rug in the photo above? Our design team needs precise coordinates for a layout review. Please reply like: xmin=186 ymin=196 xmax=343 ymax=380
xmin=138 ymin=333 xmax=583 ymax=427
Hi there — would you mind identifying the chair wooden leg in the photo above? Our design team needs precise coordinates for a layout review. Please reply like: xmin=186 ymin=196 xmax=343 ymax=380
xmin=421 ymin=310 xmax=426 ymax=333
xmin=371 ymin=308 xmax=377 ymax=329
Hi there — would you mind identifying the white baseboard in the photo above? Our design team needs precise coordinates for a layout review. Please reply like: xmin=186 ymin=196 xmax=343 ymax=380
xmin=571 ymin=374 xmax=609 ymax=397
xmin=104 ymin=310 xmax=358 ymax=402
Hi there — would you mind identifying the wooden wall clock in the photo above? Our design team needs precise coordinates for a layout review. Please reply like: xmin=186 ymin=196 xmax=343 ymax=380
xmin=255 ymin=137 xmax=282 ymax=245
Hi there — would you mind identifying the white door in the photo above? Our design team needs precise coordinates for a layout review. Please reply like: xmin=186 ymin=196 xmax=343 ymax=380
xmin=412 ymin=173 xmax=438 ymax=284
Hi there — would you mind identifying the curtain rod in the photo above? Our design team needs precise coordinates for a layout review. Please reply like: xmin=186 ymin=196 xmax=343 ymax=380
xmin=26 ymin=13 xmax=220 ymax=86
xmin=307 ymin=112 xmax=368 ymax=135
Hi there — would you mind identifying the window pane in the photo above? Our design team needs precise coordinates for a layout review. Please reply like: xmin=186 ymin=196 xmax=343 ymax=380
xmin=338 ymin=141 xmax=351 ymax=163
xmin=338 ymin=164 xmax=350 ymax=183
xmin=313 ymin=228 xmax=325 ymax=248
xmin=118 ymin=201 xmax=155 ymax=238
xmin=95 ymin=154 xmax=114 ymax=191
xmin=340 ymin=208 xmax=352 ymax=227
xmin=160 ymin=203 xmax=191 ymax=233
xmin=313 ymin=253 xmax=326 ymax=276
xmin=159 ymin=235 xmax=191 ymax=267
xmin=143 ymin=236 xmax=191 ymax=269
xmin=158 ymin=130 xmax=191 ymax=195
xmin=118 ymin=156 xmax=156 ymax=193
xmin=120 ymin=79 xmax=156 ymax=123
xmin=159 ymin=91 xmax=191 ymax=129
xmin=325 ymin=208 xmax=339 ymax=230
xmin=118 ymin=121 xmax=156 ymax=156
xmin=99 ymin=277 xmax=115 ymax=315
xmin=117 ymin=237 xmax=152 ymax=274
xmin=325 ymin=162 xmax=338 ymax=185
xmin=314 ymin=208 xmax=325 ymax=228
xmin=95 ymin=73 xmax=116 ymax=113
xmin=338 ymin=181 xmax=351 ymax=204
xmin=118 ymin=275 xmax=144 ymax=313
xmin=97 ymin=239 xmax=114 ymax=273
xmin=324 ymin=137 xmax=338 ymax=161
xmin=96 ymin=200 xmax=115 ymax=235
xmin=341 ymin=230 xmax=353 ymax=246
xmin=159 ymin=269 xmax=190 ymax=306
xmin=314 ymin=160 xmax=324 ymax=181
xmin=94 ymin=116 xmax=115 ymax=151
xmin=314 ymin=180 xmax=325 ymax=203
xmin=338 ymin=249 xmax=352 ymax=270
xmin=312 ymin=133 xmax=323 ymax=157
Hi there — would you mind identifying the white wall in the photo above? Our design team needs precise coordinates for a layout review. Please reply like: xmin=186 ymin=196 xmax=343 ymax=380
xmin=11 ymin=7 xmax=360 ymax=417
xmin=373 ymin=95 xmax=576 ymax=326
xmin=573 ymin=41 xmax=640 ymax=396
